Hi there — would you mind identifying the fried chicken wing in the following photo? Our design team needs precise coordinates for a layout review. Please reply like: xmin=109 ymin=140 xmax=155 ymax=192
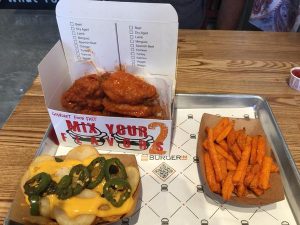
xmin=61 ymin=73 xmax=109 ymax=114
xmin=103 ymin=98 xmax=154 ymax=118
xmin=102 ymin=71 xmax=157 ymax=105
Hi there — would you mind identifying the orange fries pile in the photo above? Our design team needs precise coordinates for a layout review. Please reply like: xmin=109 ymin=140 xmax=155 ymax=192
xmin=202 ymin=117 xmax=279 ymax=200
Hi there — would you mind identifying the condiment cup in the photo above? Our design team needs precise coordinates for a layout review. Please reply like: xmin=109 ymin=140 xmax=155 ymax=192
xmin=289 ymin=67 xmax=300 ymax=91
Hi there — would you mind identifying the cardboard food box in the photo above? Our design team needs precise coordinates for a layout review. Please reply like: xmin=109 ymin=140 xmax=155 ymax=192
xmin=38 ymin=0 xmax=178 ymax=155
xmin=197 ymin=113 xmax=284 ymax=206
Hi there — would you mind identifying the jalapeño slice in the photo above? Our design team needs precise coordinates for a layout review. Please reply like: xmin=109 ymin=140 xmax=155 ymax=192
xmin=24 ymin=172 xmax=51 ymax=196
xmin=103 ymin=178 xmax=131 ymax=207
xmin=87 ymin=157 xmax=106 ymax=189
xmin=56 ymin=175 xmax=73 ymax=200
xmin=44 ymin=180 xmax=57 ymax=196
xmin=29 ymin=195 xmax=40 ymax=216
xmin=69 ymin=164 xmax=90 ymax=195
xmin=104 ymin=158 xmax=127 ymax=181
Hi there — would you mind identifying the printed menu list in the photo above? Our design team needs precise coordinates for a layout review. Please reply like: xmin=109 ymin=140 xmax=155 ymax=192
xmin=69 ymin=21 xmax=97 ymax=61
xmin=128 ymin=25 xmax=155 ymax=68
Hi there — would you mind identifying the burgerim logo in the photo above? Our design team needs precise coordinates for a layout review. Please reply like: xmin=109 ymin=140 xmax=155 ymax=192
xmin=141 ymin=154 xmax=188 ymax=161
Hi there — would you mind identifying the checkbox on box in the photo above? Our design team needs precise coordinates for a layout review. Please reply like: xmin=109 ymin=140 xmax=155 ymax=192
xmin=129 ymin=25 xmax=133 ymax=29
xmin=130 ymin=44 xmax=134 ymax=47
xmin=131 ymin=52 xmax=135 ymax=55
xmin=130 ymin=35 xmax=134 ymax=39
xmin=72 ymin=31 xmax=76 ymax=35
xmin=131 ymin=48 xmax=134 ymax=51
xmin=131 ymin=56 xmax=135 ymax=59
xmin=129 ymin=30 xmax=133 ymax=34
xmin=130 ymin=40 xmax=134 ymax=43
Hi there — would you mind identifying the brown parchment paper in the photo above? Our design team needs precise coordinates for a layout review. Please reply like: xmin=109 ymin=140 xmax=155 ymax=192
xmin=197 ymin=113 xmax=284 ymax=206
xmin=8 ymin=154 xmax=141 ymax=225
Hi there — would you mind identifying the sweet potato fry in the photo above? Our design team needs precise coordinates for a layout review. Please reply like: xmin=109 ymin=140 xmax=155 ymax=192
xmin=227 ymin=129 xmax=237 ymax=147
xmin=226 ymin=160 xmax=237 ymax=171
xmin=222 ymin=172 xmax=235 ymax=201
xmin=244 ymin=163 xmax=260 ymax=187
xmin=256 ymin=135 xmax=266 ymax=165
xmin=207 ymin=128 xmax=223 ymax=182
xmin=236 ymin=183 xmax=247 ymax=197
xmin=249 ymin=173 xmax=259 ymax=189
xmin=215 ymin=144 xmax=237 ymax=166
xmin=250 ymin=135 xmax=258 ymax=165
xmin=251 ymin=187 xmax=264 ymax=196
xmin=216 ymin=121 xmax=234 ymax=143
xmin=271 ymin=162 xmax=279 ymax=173
xmin=232 ymin=136 xmax=252 ymax=184
xmin=220 ymin=157 xmax=228 ymax=179
xmin=237 ymin=128 xmax=247 ymax=151
xmin=219 ymin=140 xmax=229 ymax=152
xmin=229 ymin=142 xmax=242 ymax=161
xmin=213 ymin=117 xmax=230 ymax=140
xmin=204 ymin=152 xmax=221 ymax=193
xmin=203 ymin=138 xmax=209 ymax=151
xmin=258 ymin=156 xmax=273 ymax=190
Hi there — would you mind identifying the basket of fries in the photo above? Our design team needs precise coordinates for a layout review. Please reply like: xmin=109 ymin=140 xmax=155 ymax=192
xmin=197 ymin=113 xmax=284 ymax=206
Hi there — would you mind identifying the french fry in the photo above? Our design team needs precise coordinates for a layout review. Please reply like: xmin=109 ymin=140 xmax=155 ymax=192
xmin=244 ymin=163 xmax=260 ymax=187
xmin=203 ymin=138 xmax=209 ymax=150
xmin=258 ymin=156 xmax=273 ymax=190
xmin=226 ymin=160 xmax=237 ymax=171
xmin=236 ymin=183 xmax=247 ymax=197
xmin=227 ymin=129 xmax=237 ymax=147
xmin=216 ymin=121 xmax=234 ymax=143
xmin=249 ymin=173 xmax=259 ymax=189
xmin=237 ymin=128 xmax=247 ymax=151
xmin=271 ymin=162 xmax=279 ymax=173
xmin=215 ymin=144 xmax=237 ymax=166
xmin=219 ymin=140 xmax=229 ymax=152
xmin=219 ymin=156 xmax=228 ymax=179
xmin=229 ymin=142 xmax=242 ymax=161
xmin=213 ymin=117 xmax=230 ymax=140
xmin=256 ymin=135 xmax=266 ymax=165
xmin=207 ymin=128 xmax=223 ymax=182
xmin=222 ymin=172 xmax=235 ymax=201
xmin=251 ymin=187 xmax=264 ymax=196
xmin=204 ymin=152 xmax=221 ymax=193
xmin=250 ymin=135 xmax=258 ymax=165
xmin=232 ymin=136 xmax=252 ymax=184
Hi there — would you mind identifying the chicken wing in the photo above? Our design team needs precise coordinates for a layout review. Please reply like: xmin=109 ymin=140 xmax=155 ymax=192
xmin=61 ymin=73 xmax=109 ymax=113
xmin=103 ymin=98 xmax=154 ymax=118
xmin=102 ymin=71 xmax=157 ymax=105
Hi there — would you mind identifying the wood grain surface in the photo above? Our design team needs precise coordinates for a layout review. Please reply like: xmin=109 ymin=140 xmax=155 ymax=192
xmin=0 ymin=30 xmax=300 ymax=223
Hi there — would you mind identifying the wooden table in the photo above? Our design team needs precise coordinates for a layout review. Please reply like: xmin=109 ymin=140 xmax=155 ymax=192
xmin=0 ymin=30 xmax=300 ymax=223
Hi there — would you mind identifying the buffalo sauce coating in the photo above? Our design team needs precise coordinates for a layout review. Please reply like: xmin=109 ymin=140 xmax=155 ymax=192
xmin=102 ymin=71 xmax=157 ymax=105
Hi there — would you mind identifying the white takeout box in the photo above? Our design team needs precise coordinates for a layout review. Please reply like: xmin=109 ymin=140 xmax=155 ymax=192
xmin=38 ymin=0 xmax=178 ymax=155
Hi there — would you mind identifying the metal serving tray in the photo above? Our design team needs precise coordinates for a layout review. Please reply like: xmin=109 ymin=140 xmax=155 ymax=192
xmin=5 ymin=94 xmax=300 ymax=225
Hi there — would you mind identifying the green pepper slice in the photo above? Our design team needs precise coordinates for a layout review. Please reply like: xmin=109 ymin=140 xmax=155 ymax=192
xmin=69 ymin=164 xmax=90 ymax=195
xmin=44 ymin=180 xmax=57 ymax=195
xmin=56 ymin=175 xmax=73 ymax=200
xmin=24 ymin=172 xmax=51 ymax=196
xmin=29 ymin=195 xmax=40 ymax=216
xmin=103 ymin=178 xmax=131 ymax=207
xmin=87 ymin=157 xmax=106 ymax=189
xmin=55 ymin=157 xmax=64 ymax=162
xmin=104 ymin=158 xmax=127 ymax=181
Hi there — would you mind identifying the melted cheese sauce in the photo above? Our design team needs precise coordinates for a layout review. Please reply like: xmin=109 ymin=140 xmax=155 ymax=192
xmin=26 ymin=156 xmax=134 ymax=218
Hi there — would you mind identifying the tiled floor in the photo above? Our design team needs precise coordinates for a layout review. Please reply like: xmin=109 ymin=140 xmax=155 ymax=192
xmin=0 ymin=9 xmax=59 ymax=128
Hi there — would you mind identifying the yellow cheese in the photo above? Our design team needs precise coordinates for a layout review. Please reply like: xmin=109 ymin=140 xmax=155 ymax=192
xmin=47 ymin=194 xmax=134 ymax=218
xmin=26 ymin=155 xmax=134 ymax=220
